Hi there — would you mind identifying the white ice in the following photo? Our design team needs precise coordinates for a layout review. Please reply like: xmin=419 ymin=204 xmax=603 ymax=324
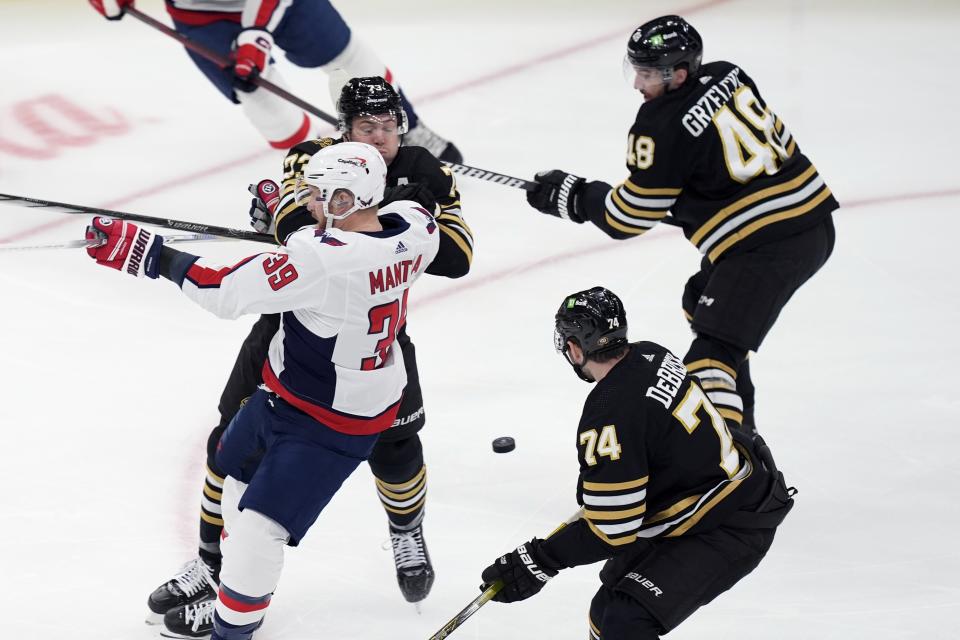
xmin=1 ymin=0 xmax=958 ymax=638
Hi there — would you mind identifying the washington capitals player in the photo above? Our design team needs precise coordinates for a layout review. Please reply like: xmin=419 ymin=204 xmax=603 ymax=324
xmin=88 ymin=0 xmax=462 ymax=161
xmin=85 ymin=142 xmax=440 ymax=640
xmin=525 ymin=16 xmax=837 ymax=436
xmin=139 ymin=78 xmax=470 ymax=638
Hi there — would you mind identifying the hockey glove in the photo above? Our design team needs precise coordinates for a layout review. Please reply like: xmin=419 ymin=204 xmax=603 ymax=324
xmin=89 ymin=0 xmax=132 ymax=20
xmin=480 ymin=538 xmax=560 ymax=603
xmin=85 ymin=216 xmax=163 ymax=278
xmin=232 ymin=28 xmax=273 ymax=93
xmin=248 ymin=179 xmax=281 ymax=235
xmin=526 ymin=170 xmax=587 ymax=223
xmin=381 ymin=183 xmax=438 ymax=215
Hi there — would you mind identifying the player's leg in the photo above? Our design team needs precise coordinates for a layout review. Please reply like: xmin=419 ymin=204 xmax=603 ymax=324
xmin=596 ymin=527 xmax=777 ymax=639
xmin=147 ymin=315 xmax=280 ymax=625
xmin=682 ymin=217 xmax=835 ymax=434
xmin=171 ymin=19 xmax=311 ymax=148
xmin=368 ymin=331 xmax=434 ymax=602
xmin=167 ymin=389 xmax=378 ymax=639
xmin=273 ymin=0 xmax=462 ymax=161
xmin=369 ymin=434 xmax=433 ymax=602
xmin=681 ymin=261 xmax=749 ymax=430
xmin=589 ymin=586 xmax=662 ymax=640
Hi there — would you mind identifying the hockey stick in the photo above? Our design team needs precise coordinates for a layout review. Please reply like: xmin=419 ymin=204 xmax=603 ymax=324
xmin=427 ymin=581 xmax=503 ymax=640
xmin=427 ymin=509 xmax=584 ymax=640
xmin=0 ymin=194 xmax=275 ymax=245
xmin=442 ymin=161 xmax=681 ymax=227
xmin=0 ymin=233 xmax=221 ymax=252
xmin=124 ymin=7 xmax=338 ymax=127
xmin=123 ymin=7 xmax=680 ymax=229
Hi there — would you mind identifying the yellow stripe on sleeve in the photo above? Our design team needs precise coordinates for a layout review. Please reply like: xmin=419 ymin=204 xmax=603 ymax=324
xmin=582 ymin=476 xmax=648 ymax=492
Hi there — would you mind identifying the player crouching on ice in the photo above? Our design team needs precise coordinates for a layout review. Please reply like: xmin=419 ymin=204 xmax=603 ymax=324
xmin=84 ymin=142 xmax=439 ymax=640
xmin=479 ymin=287 xmax=795 ymax=640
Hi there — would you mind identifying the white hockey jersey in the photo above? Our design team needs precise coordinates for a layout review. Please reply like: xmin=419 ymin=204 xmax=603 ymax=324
xmin=165 ymin=0 xmax=292 ymax=29
xmin=176 ymin=202 xmax=440 ymax=435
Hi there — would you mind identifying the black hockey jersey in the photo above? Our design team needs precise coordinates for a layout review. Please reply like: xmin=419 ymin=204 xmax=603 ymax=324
xmin=273 ymin=138 xmax=473 ymax=278
xmin=541 ymin=342 xmax=770 ymax=569
xmin=581 ymin=61 xmax=838 ymax=263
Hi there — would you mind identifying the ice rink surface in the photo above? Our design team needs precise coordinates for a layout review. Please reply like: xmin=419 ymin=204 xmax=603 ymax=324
xmin=1 ymin=0 xmax=958 ymax=638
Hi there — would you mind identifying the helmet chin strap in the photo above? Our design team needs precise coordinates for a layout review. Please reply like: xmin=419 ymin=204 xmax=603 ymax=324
xmin=562 ymin=346 xmax=595 ymax=383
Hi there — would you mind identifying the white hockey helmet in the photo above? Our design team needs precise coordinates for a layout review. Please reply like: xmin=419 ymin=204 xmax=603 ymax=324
xmin=297 ymin=141 xmax=387 ymax=228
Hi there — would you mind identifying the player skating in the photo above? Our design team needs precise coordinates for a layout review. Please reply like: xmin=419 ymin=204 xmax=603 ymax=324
xmin=140 ymin=78 xmax=472 ymax=638
xmin=480 ymin=286 xmax=794 ymax=639
xmin=86 ymin=141 xmax=441 ymax=640
xmin=525 ymin=16 xmax=837 ymax=436
xmin=88 ymin=0 xmax=462 ymax=160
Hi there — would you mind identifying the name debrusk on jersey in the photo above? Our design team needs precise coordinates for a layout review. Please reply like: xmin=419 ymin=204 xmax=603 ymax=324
xmin=167 ymin=201 xmax=440 ymax=436
xmin=587 ymin=61 xmax=838 ymax=263
xmin=533 ymin=343 xmax=768 ymax=570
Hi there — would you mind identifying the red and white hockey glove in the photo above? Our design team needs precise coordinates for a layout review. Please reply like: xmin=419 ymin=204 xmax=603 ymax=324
xmin=85 ymin=217 xmax=164 ymax=279
xmin=88 ymin=0 xmax=133 ymax=20
xmin=248 ymin=179 xmax=280 ymax=234
xmin=232 ymin=28 xmax=273 ymax=93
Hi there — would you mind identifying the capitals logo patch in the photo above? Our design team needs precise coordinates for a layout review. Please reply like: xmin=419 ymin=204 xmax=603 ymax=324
xmin=413 ymin=206 xmax=436 ymax=234
xmin=315 ymin=230 xmax=347 ymax=246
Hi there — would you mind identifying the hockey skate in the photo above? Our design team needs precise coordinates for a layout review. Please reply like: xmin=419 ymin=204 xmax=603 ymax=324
xmin=161 ymin=597 xmax=215 ymax=639
xmin=146 ymin=557 xmax=219 ymax=624
xmin=389 ymin=523 xmax=435 ymax=605
xmin=404 ymin=123 xmax=463 ymax=164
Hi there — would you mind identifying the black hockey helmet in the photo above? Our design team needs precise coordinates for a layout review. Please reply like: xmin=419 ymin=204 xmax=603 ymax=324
xmin=554 ymin=287 xmax=629 ymax=381
xmin=626 ymin=15 xmax=703 ymax=80
xmin=336 ymin=76 xmax=408 ymax=134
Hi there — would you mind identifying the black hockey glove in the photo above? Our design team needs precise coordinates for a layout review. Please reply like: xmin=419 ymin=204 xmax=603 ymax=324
xmin=381 ymin=182 xmax=438 ymax=215
xmin=526 ymin=170 xmax=587 ymax=223
xmin=480 ymin=538 xmax=560 ymax=603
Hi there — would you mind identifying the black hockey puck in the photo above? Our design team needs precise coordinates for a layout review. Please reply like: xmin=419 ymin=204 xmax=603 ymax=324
xmin=492 ymin=436 xmax=516 ymax=453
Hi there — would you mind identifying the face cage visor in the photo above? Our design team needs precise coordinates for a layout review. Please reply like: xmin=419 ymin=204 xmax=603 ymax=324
xmin=622 ymin=55 xmax=674 ymax=91
xmin=343 ymin=110 xmax=408 ymax=136
xmin=294 ymin=181 xmax=362 ymax=230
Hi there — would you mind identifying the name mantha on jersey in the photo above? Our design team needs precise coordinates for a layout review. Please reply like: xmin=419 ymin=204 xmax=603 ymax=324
xmin=599 ymin=60 xmax=838 ymax=262
xmin=175 ymin=202 xmax=440 ymax=435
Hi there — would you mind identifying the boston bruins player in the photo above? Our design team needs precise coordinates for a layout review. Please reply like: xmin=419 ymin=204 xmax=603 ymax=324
xmin=525 ymin=16 xmax=837 ymax=436
xmin=148 ymin=77 xmax=473 ymax=638
xmin=480 ymin=287 xmax=794 ymax=640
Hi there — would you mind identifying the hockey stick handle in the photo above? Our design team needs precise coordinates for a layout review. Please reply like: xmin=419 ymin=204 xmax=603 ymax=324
xmin=442 ymin=161 xmax=681 ymax=228
xmin=0 ymin=232 xmax=221 ymax=252
xmin=0 ymin=193 xmax=276 ymax=245
xmin=124 ymin=7 xmax=338 ymax=126
xmin=425 ymin=509 xmax=584 ymax=640
xmin=427 ymin=581 xmax=503 ymax=640
xmin=442 ymin=161 xmax=538 ymax=191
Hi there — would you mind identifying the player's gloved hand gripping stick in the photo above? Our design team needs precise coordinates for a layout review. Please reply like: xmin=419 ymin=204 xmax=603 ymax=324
xmin=426 ymin=509 xmax=585 ymax=640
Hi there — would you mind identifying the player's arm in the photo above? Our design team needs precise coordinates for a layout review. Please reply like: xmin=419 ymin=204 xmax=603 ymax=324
xmin=477 ymin=399 xmax=648 ymax=604
xmin=273 ymin=138 xmax=337 ymax=243
xmin=539 ymin=400 xmax=651 ymax=569
xmin=428 ymin=164 xmax=473 ymax=278
xmin=527 ymin=128 xmax=684 ymax=240
xmin=384 ymin=149 xmax=473 ymax=278
xmin=85 ymin=217 xmax=324 ymax=318
xmin=157 ymin=232 xmax=326 ymax=320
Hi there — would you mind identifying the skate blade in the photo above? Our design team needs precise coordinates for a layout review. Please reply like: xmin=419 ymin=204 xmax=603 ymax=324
xmin=414 ymin=601 xmax=422 ymax=615
xmin=159 ymin=629 xmax=211 ymax=639
xmin=145 ymin=611 xmax=164 ymax=625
